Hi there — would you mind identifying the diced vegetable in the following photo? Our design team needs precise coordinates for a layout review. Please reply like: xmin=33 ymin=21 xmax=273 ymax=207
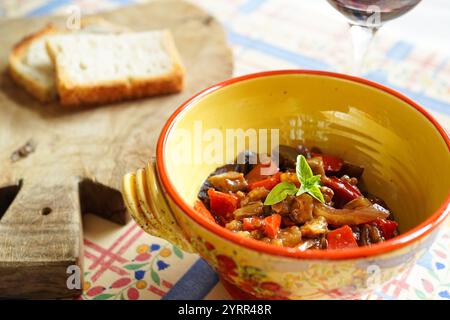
xmin=281 ymin=216 xmax=297 ymax=227
xmin=225 ymin=219 xmax=243 ymax=231
xmin=198 ymin=162 xmax=252 ymax=205
xmin=276 ymin=145 xmax=310 ymax=170
xmin=290 ymin=193 xmax=314 ymax=224
xmin=199 ymin=143 xmax=399 ymax=250
xmin=368 ymin=224 xmax=384 ymax=244
xmin=246 ymin=187 xmax=270 ymax=202
xmin=372 ymin=218 xmax=398 ymax=239
xmin=242 ymin=217 xmax=263 ymax=231
xmin=312 ymin=153 xmax=343 ymax=173
xmin=343 ymin=196 xmax=372 ymax=209
xmin=327 ymin=225 xmax=358 ymax=249
xmin=322 ymin=154 xmax=343 ymax=172
xmin=354 ymin=224 xmax=384 ymax=246
xmin=233 ymin=201 xmax=264 ymax=218
xmin=307 ymin=156 xmax=326 ymax=176
xmin=278 ymin=226 xmax=302 ymax=247
xmin=338 ymin=161 xmax=364 ymax=179
xmin=272 ymin=196 xmax=294 ymax=215
xmin=280 ymin=172 xmax=300 ymax=187
xmin=323 ymin=176 xmax=362 ymax=207
xmin=313 ymin=202 xmax=390 ymax=226
xmin=263 ymin=214 xmax=282 ymax=238
xmin=193 ymin=200 xmax=215 ymax=222
xmin=297 ymin=236 xmax=327 ymax=250
xmin=248 ymin=172 xmax=281 ymax=191
xmin=245 ymin=160 xmax=279 ymax=183
xmin=366 ymin=193 xmax=390 ymax=211
xmin=300 ymin=216 xmax=328 ymax=237
xmin=319 ymin=186 xmax=334 ymax=204
xmin=208 ymin=171 xmax=248 ymax=193
xmin=207 ymin=189 xmax=239 ymax=217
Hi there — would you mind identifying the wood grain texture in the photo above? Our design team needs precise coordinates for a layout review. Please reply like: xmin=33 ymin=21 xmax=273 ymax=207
xmin=0 ymin=0 xmax=232 ymax=298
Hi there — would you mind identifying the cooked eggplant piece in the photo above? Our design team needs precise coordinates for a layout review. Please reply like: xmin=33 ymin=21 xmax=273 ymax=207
xmin=276 ymin=145 xmax=299 ymax=170
xmin=208 ymin=171 xmax=248 ymax=193
xmin=300 ymin=216 xmax=328 ymax=238
xmin=337 ymin=161 xmax=364 ymax=179
xmin=240 ymin=187 xmax=270 ymax=207
xmin=198 ymin=151 xmax=257 ymax=207
xmin=272 ymin=196 xmax=295 ymax=215
xmin=233 ymin=201 xmax=264 ymax=218
xmin=366 ymin=193 xmax=391 ymax=211
xmin=247 ymin=187 xmax=270 ymax=202
xmin=353 ymin=224 xmax=384 ymax=246
xmin=197 ymin=180 xmax=213 ymax=208
xmin=235 ymin=150 xmax=258 ymax=175
xmin=343 ymin=196 xmax=372 ymax=209
xmin=273 ymin=144 xmax=313 ymax=171
xmin=310 ymin=146 xmax=322 ymax=154
xmin=307 ymin=156 xmax=326 ymax=176
xmin=313 ymin=201 xmax=390 ymax=226
xmin=290 ymin=194 xmax=314 ymax=224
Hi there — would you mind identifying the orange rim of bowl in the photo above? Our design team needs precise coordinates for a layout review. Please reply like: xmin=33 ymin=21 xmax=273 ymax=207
xmin=156 ymin=70 xmax=450 ymax=260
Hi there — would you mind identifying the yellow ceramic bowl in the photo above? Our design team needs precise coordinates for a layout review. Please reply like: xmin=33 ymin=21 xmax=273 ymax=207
xmin=122 ymin=70 xmax=450 ymax=299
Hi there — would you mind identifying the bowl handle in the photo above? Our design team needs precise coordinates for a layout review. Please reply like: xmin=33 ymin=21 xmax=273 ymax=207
xmin=122 ymin=159 xmax=195 ymax=253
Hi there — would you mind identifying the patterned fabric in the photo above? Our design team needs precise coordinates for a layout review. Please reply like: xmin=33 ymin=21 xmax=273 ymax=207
xmin=2 ymin=0 xmax=449 ymax=300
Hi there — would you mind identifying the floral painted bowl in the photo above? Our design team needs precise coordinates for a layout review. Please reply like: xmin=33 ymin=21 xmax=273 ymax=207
xmin=122 ymin=70 xmax=450 ymax=299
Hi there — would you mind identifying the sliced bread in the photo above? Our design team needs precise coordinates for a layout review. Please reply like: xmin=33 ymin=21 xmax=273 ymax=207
xmin=8 ymin=18 xmax=129 ymax=103
xmin=46 ymin=30 xmax=185 ymax=106
xmin=9 ymin=25 xmax=59 ymax=102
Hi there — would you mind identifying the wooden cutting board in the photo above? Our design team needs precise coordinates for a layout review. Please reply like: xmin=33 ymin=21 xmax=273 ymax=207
xmin=0 ymin=0 xmax=232 ymax=299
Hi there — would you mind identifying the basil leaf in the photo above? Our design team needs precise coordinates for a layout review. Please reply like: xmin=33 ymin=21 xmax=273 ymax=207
xmin=306 ymin=185 xmax=325 ymax=203
xmin=296 ymin=154 xmax=313 ymax=181
xmin=295 ymin=155 xmax=325 ymax=203
xmin=264 ymin=182 xmax=298 ymax=205
xmin=308 ymin=174 xmax=321 ymax=185
xmin=262 ymin=154 xmax=325 ymax=206
xmin=296 ymin=186 xmax=307 ymax=197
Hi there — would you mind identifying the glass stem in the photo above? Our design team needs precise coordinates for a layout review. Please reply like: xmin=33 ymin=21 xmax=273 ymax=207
xmin=349 ymin=24 xmax=378 ymax=75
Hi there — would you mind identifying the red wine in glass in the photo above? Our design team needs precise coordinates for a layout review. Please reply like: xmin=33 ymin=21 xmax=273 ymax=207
xmin=326 ymin=0 xmax=422 ymax=73
xmin=328 ymin=0 xmax=422 ymax=26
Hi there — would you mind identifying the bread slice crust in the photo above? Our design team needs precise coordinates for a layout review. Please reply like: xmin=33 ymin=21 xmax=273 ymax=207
xmin=9 ymin=25 xmax=59 ymax=102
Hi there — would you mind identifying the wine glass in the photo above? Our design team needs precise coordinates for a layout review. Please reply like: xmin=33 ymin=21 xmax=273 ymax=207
xmin=326 ymin=0 xmax=422 ymax=74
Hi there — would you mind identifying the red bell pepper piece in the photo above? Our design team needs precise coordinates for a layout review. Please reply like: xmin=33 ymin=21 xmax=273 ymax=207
xmin=193 ymin=200 xmax=215 ymax=222
xmin=207 ymin=189 xmax=239 ymax=217
xmin=248 ymin=172 xmax=281 ymax=191
xmin=326 ymin=225 xmax=358 ymax=249
xmin=242 ymin=217 xmax=263 ymax=231
xmin=245 ymin=164 xmax=265 ymax=183
xmin=372 ymin=218 xmax=398 ymax=239
xmin=322 ymin=155 xmax=344 ymax=173
xmin=323 ymin=176 xmax=362 ymax=207
xmin=245 ymin=160 xmax=279 ymax=183
xmin=264 ymin=214 xmax=281 ymax=238
xmin=312 ymin=153 xmax=343 ymax=173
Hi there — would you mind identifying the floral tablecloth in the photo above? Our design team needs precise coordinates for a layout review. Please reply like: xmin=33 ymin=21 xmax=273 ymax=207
xmin=1 ymin=0 xmax=449 ymax=300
